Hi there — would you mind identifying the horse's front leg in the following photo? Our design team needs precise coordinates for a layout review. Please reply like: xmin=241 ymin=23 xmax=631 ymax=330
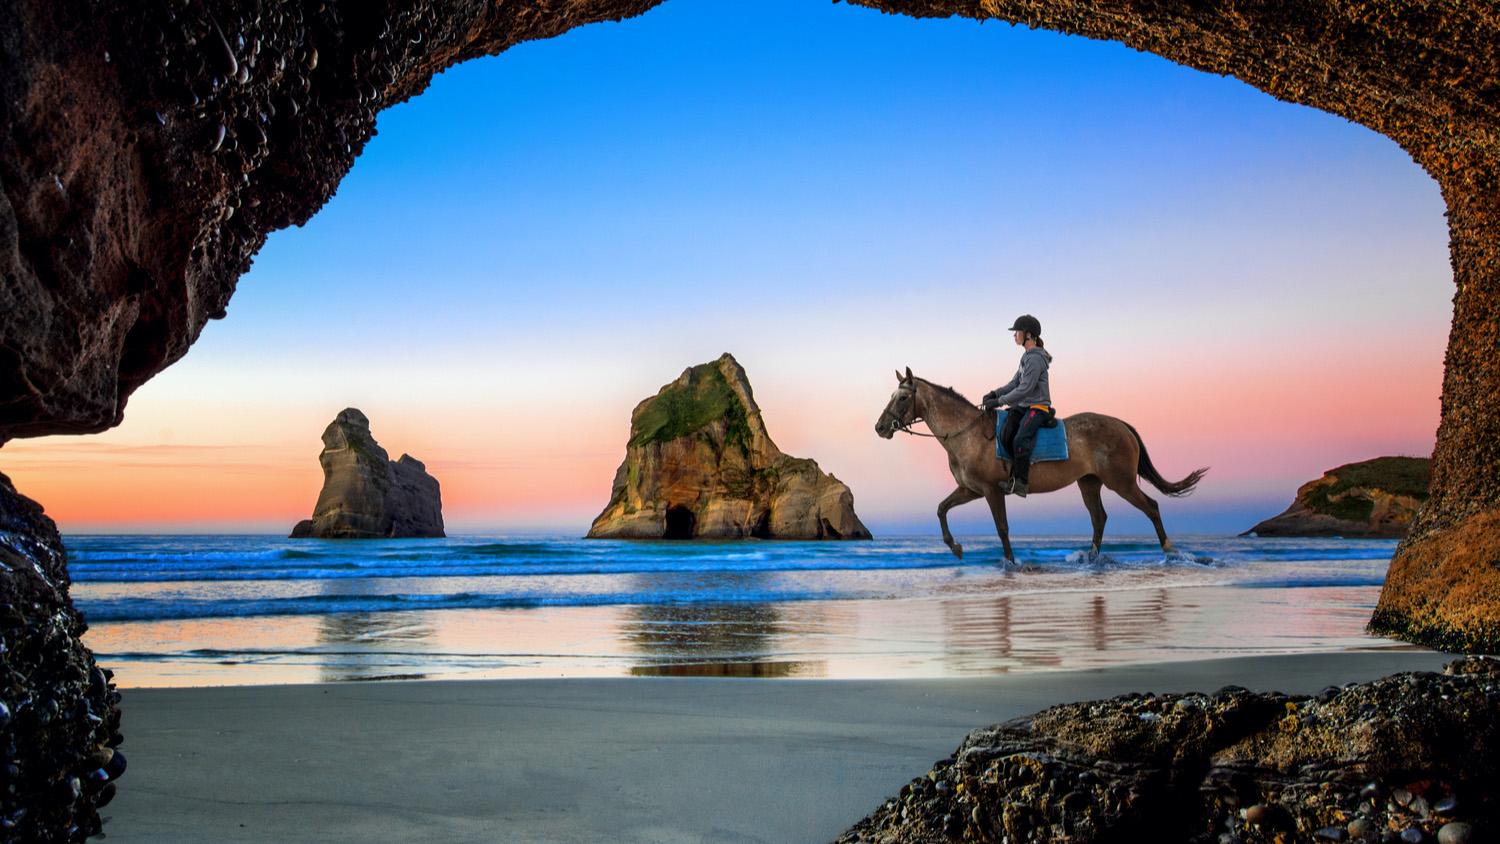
xmin=938 ymin=486 xmax=981 ymax=559
xmin=983 ymin=489 xmax=1014 ymax=562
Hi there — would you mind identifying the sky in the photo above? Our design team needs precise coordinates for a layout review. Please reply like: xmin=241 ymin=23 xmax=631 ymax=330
xmin=0 ymin=0 xmax=1453 ymax=536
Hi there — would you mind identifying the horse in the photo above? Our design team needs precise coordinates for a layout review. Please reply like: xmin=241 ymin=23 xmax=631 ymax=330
xmin=874 ymin=367 xmax=1207 ymax=562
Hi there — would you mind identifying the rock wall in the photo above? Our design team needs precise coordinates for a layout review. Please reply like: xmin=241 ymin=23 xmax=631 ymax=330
xmin=1243 ymin=456 xmax=1431 ymax=539
xmin=0 ymin=473 xmax=123 ymax=843
xmin=290 ymin=408 xmax=445 ymax=539
xmin=837 ymin=656 xmax=1500 ymax=844
xmin=587 ymin=353 xmax=871 ymax=540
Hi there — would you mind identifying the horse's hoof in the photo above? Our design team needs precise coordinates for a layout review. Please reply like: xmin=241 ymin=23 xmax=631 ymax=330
xmin=950 ymin=543 xmax=964 ymax=559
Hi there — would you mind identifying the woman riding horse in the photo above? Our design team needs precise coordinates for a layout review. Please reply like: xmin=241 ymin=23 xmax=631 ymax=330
xmin=876 ymin=368 xmax=1206 ymax=562
xmin=981 ymin=314 xmax=1053 ymax=499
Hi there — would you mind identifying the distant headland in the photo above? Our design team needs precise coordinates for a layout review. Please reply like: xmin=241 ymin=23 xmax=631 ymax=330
xmin=1243 ymin=456 xmax=1431 ymax=539
xmin=587 ymin=353 xmax=870 ymax=541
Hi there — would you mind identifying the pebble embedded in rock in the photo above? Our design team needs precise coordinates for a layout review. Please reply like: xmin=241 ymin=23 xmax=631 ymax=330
xmin=1437 ymin=822 xmax=1473 ymax=844
xmin=1348 ymin=817 xmax=1377 ymax=841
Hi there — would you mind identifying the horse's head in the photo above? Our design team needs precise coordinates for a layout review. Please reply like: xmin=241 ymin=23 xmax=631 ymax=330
xmin=875 ymin=367 xmax=918 ymax=439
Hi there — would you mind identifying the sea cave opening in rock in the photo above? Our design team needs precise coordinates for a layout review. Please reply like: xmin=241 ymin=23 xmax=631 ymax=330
xmin=664 ymin=506 xmax=697 ymax=540
xmin=750 ymin=511 xmax=772 ymax=540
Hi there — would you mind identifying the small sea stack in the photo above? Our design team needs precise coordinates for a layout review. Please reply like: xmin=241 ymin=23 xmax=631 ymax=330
xmin=290 ymin=408 xmax=445 ymax=539
xmin=1243 ymin=456 xmax=1431 ymax=539
xmin=587 ymin=353 xmax=870 ymax=541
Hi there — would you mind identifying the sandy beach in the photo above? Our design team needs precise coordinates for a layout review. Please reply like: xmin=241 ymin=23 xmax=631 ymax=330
xmin=101 ymin=649 xmax=1451 ymax=844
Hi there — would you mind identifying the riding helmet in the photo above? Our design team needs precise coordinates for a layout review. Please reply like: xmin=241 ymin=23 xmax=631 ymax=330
xmin=1008 ymin=314 xmax=1041 ymax=337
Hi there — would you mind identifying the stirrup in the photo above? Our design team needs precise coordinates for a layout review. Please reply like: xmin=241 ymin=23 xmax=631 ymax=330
xmin=1009 ymin=477 xmax=1029 ymax=498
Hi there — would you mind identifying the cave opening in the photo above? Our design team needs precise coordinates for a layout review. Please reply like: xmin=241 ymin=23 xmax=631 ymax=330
xmin=663 ymin=505 xmax=696 ymax=539
xmin=750 ymin=511 xmax=771 ymax=540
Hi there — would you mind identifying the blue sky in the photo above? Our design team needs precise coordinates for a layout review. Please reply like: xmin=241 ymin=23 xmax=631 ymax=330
xmin=3 ymin=0 xmax=1453 ymax=535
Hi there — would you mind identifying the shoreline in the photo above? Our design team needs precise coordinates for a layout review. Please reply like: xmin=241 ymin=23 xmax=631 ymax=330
xmin=81 ymin=573 xmax=1405 ymax=687
xmin=103 ymin=649 xmax=1453 ymax=843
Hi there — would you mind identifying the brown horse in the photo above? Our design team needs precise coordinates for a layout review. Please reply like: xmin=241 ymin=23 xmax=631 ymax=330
xmin=875 ymin=368 xmax=1207 ymax=562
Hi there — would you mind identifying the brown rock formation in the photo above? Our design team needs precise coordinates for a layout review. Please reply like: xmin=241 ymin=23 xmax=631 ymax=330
xmin=836 ymin=657 xmax=1500 ymax=844
xmin=1243 ymin=456 xmax=1431 ymax=539
xmin=587 ymin=354 xmax=871 ymax=540
xmin=290 ymin=408 xmax=445 ymax=539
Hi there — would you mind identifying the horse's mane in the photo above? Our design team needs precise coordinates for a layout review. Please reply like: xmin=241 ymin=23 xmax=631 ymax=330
xmin=916 ymin=378 xmax=974 ymax=407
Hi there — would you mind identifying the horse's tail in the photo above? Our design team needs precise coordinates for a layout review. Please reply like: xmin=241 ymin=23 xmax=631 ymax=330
xmin=1124 ymin=422 xmax=1208 ymax=498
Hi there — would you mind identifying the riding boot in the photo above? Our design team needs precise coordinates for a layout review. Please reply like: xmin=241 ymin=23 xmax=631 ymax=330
xmin=1009 ymin=458 xmax=1031 ymax=497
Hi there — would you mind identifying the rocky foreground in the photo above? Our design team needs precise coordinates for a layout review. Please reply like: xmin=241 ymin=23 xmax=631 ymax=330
xmin=836 ymin=657 xmax=1496 ymax=844
xmin=290 ymin=408 xmax=444 ymax=539
xmin=0 ymin=475 xmax=123 ymax=843
xmin=588 ymin=353 xmax=870 ymax=540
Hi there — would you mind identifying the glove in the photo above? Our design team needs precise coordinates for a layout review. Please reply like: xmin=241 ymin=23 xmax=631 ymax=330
xmin=981 ymin=392 xmax=1000 ymax=411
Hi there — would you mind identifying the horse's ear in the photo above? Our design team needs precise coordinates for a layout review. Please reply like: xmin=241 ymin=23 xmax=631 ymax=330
xmin=904 ymin=366 xmax=913 ymax=382
xmin=894 ymin=369 xmax=903 ymax=383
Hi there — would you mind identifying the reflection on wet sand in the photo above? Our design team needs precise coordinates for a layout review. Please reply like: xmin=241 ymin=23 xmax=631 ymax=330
xmin=85 ymin=582 xmax=1399 ymax=686
xmin=623 ymin=601 xmax=830 ymax=678
xmin=935 ymin=589 xmax=1189 ymax=674
xmin=316 ymin=609 xmax=436 ymax=683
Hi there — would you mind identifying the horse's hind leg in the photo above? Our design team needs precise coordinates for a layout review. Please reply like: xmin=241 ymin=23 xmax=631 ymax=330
xmin=983 ymin=490 xmax=1014 ymax=562
xmin=938 ymin=486 xmax=981 ymax=559
xmin=1077 ymin=475 xmax=1107 ymax=554
xmin=1111 ymin=480 xmax=1176 ymax=554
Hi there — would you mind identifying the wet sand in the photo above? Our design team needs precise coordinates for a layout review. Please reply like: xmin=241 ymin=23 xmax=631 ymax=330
xmin=87 ymin=580 xmax=1403 ymax=685
xmin=101 ymin=650 xmax=1451 ymax=844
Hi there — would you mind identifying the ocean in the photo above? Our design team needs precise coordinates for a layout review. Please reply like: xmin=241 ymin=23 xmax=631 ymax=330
xmin=64 ymin=534 xmax=1413 ymax=687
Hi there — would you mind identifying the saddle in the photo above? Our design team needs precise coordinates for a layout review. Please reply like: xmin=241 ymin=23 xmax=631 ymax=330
xmin=996 ymin=413 xmax=1070 ymax=463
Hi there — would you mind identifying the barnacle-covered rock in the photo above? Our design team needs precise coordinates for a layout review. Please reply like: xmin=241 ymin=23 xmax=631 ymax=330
xmin=835 ymin=657 xmax=1500 ymax=844
xmin=1 ymin=473 xmax=123 ymax=843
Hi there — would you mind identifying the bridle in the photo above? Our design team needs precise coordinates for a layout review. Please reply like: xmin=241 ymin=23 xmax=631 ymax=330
xmin=882 ymin=380 xmax=995 ymax=442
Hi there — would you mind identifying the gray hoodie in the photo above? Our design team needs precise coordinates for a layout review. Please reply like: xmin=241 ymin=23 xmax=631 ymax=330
xmin=993 ymin=347 xmax=1052 ymax=409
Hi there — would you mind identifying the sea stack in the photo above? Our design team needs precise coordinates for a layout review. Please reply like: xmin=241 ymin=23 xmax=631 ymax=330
xmin=1242 ymin=456 xmax=1430 ymax=539
xmin=587 ymin=353 xmax=871 ymax=540
xmin=290 ymin=408 xmax=445 ymax=539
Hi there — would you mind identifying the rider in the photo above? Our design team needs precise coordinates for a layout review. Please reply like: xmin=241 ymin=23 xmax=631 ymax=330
xmin=981 ymin=315 xmax=1053 ymax=498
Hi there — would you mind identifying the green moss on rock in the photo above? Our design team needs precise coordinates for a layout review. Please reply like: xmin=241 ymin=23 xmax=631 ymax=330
xmin=1304 ymin=456 xmax=1431 ymax=522
xmin=628 ymin=363 xmax=752 ymax=455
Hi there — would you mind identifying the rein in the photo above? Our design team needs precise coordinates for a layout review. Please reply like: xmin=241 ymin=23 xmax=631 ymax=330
xmin=885 ymin=383 xmax=996 ymax=442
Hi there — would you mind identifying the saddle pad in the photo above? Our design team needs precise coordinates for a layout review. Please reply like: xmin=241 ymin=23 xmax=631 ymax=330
xmin=997 ymin=415 xmax=1069 ymax=463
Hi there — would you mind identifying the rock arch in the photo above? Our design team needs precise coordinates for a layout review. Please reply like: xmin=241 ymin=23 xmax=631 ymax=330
xmin=3 ymin=1 xmax=1499 ymax=636
xmin=4 ymin=0 xmax=1499 ymax=836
